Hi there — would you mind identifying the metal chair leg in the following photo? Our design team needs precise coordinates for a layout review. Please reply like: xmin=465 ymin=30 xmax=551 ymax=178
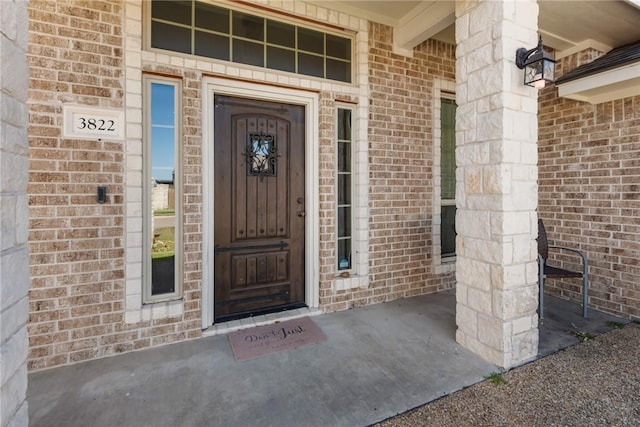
xmin=582 ymin=258 xmax=588 ymax=318
xmin=538 ymin=255 xmax=545 ymax=319
xmin=582 ymin=277 xmax=588 ymax=317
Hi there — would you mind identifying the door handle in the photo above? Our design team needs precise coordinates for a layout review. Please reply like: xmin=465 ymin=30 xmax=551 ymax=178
xmin=297 ymin=210 xmax=306 ymax=217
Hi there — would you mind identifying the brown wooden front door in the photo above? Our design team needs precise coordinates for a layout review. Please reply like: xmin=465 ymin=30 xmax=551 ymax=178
xmin=214 ymin=95 xmax=305 ymax=321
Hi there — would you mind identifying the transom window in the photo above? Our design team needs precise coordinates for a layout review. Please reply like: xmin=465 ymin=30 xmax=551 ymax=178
xmin=150 ymin=0 xmax=353 ymax=83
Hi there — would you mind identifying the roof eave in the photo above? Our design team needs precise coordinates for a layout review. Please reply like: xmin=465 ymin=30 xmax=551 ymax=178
xmin=557 ymin=61 xmax=640 ymax=104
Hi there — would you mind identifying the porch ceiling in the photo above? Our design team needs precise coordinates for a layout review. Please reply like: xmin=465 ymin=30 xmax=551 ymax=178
xmin=306 ymin=0 xmax=640 ymax=55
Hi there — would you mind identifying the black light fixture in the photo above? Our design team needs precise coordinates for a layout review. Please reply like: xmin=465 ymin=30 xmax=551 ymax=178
xmin=515 ymin=35 xmax=556 ymax=88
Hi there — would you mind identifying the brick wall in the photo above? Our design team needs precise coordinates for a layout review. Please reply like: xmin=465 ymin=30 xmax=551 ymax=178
xmin=316 ymin=24 xmax=457 ymax=313
xmin=366 ymin=24 xmax=457 ymax=304
xmin=538 ymin=54 xmax=640 ymax=318
xmin=26 ymin=0 xmax=129 ymax=369
xmin=1 ymin=1 xmax=30 ymax=425
xmin=26 ymin=1 xmax=458 ymax=369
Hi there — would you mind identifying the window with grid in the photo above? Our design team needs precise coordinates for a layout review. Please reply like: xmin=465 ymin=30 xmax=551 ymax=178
xmin=337 ymin=107 xmax=353 ymax=271
xmin=149 ymin=1 xmax=353 ymax=83
xmin=440 ymin=98 xmax=457 ymax=258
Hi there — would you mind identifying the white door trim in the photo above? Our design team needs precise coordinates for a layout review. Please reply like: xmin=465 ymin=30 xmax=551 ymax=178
xmin=201 ymin=77 xmax=320 ymax=328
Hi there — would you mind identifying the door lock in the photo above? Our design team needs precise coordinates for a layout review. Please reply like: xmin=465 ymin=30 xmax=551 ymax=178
xmin=297 ymin=211 xmax=306 ymax=217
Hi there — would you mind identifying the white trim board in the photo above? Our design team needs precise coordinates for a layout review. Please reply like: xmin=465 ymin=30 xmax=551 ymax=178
xmin=201 ymin=77 xmax=320 ymax=329
xmin=557 ymin=62 xmax=640 ymax=104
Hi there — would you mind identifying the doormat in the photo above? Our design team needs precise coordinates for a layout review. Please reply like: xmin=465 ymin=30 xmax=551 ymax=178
xmin=228 ymin=317 xmax=327 ymax=362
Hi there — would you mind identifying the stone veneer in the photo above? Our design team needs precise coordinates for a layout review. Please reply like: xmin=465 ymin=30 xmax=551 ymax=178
xmin=1 ymin=1 xmax=30 ymax=425
xmin=454 ymin=0 xmax=539 ymax=368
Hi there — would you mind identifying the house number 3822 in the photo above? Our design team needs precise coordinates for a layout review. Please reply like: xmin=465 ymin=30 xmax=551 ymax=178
xmin=63 ymin=106 xmax=124 ymax=140
xmin=77 ymin=117 xmax=116 ymax=132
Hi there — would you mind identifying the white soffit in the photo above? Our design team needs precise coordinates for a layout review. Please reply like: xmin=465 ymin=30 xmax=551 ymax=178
xmin=393 ymin=1 xmax=454 ymax=52
xmin=554 ymin=39 xmax=612 ymax=61
xmin=557 ymin=62 xmax=640 ymax=104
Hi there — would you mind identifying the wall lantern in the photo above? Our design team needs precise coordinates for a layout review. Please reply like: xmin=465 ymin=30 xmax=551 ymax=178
xmin=515 ymin=35 xmax=556 ymax=88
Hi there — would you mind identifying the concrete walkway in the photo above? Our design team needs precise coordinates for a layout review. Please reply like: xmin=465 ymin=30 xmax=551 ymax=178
xmin=27 ymin=291 xmax=625 ymax=427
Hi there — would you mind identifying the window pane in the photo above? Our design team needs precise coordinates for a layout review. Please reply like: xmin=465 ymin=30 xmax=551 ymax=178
xmin=151 ymin=127 xmax=175 ymax=180
xmin=338 ymin=142 xmax=351 ymax=173
xmin=338 ymin=174 xmax=351 ymax=205
xmin=150 ymin=82 xmax=177 ymax=295
xmin=441 ymin=205 xmax=456 ymax=257
xmin=337 ymin=108 xmax=352 ymax=141
xmin=441 ymin=99 xmax=457 ymax=200
xmin=326 ymin=34 xmax=350 ymax=59
xmin=195 ymin=2 xmax=229 ymax=33
xmin=152 ymin=251 xmax=175 ymax=294
xmin=298 ymin=28 xmax=324 ymax=54
xmin=267 ymin=46 xmax=295 ymax=73
xmin=151 ymin=21 xmax=191 ymax=54
xmin=152 ymin=0 xmax=191 ymax=26
xmin=298 ymin=53 xmax=323 ymax=78
xmin=150 ymin=83 xmax=175 ymax=126
xmin=326 ymin=58 xmax=351 ymax=83
xmin=338 ymin=207 xmax=351 ymax=237
xmin=232 ymin=11 xmax=263 ymax=41
xmin=233 ymin=39 xmax=263 ymax=67
xmin=338 ymin=239 xmax=351 ymax=270
xmin=267 ymin=20 xmax=295 ymax=48
xmin=195 ymin=31 xmax=229 ymax=60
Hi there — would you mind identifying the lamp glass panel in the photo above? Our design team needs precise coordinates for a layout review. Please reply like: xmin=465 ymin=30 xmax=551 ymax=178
xmin=543 ymin=58 xmax=556 ymax=82
xmin=524 ymin=62 xmax=543 ymax=86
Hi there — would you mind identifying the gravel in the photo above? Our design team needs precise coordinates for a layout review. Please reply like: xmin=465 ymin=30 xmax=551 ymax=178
xmin=376 ymin=323 xmax=640 ymax=427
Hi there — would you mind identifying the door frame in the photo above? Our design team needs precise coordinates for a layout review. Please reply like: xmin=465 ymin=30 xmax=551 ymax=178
xmin=202 ymin=77 xmax=320 ymax=328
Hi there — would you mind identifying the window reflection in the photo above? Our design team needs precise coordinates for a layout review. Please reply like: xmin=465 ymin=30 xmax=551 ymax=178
xmin=150 ymin=82 xmax=177 ymax=295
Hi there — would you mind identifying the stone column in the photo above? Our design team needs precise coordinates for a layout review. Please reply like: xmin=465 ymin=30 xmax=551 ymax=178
xmin=455 ymin=0 xmax=540 ymax=369
xmin=1 ymin=1 xmax=30 ymax=426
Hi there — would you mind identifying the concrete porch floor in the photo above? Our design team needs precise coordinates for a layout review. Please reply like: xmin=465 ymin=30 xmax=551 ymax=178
xmin=27 ymin=290 xmax=625 ymax=427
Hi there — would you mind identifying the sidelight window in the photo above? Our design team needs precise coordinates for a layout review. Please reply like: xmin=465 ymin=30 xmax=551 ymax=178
xmin=337 ymin=107 xmax=353 ymax=271
xmin=143 ymin=75 xmax=183 ymax=302
xmin=440 ymin=97 xmax=457 ymax=258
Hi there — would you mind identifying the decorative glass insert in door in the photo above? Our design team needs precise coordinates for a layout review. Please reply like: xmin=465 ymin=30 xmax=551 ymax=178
xmin=246 ymin=133 xmax=278 ymax=177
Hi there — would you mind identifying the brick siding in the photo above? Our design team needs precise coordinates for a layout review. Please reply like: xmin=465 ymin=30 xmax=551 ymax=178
xmin=27 ymin=0 xmax=131 ymax=370
xmin=538 ymin=53 xmax=640 ymax=319
xmin=315 ymin=24 xmax=458 ymax=313
xmin=26 ymin=2 xmax=458 ymax=370
xmin=366 ymin=23 xmax=457 ymax=304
